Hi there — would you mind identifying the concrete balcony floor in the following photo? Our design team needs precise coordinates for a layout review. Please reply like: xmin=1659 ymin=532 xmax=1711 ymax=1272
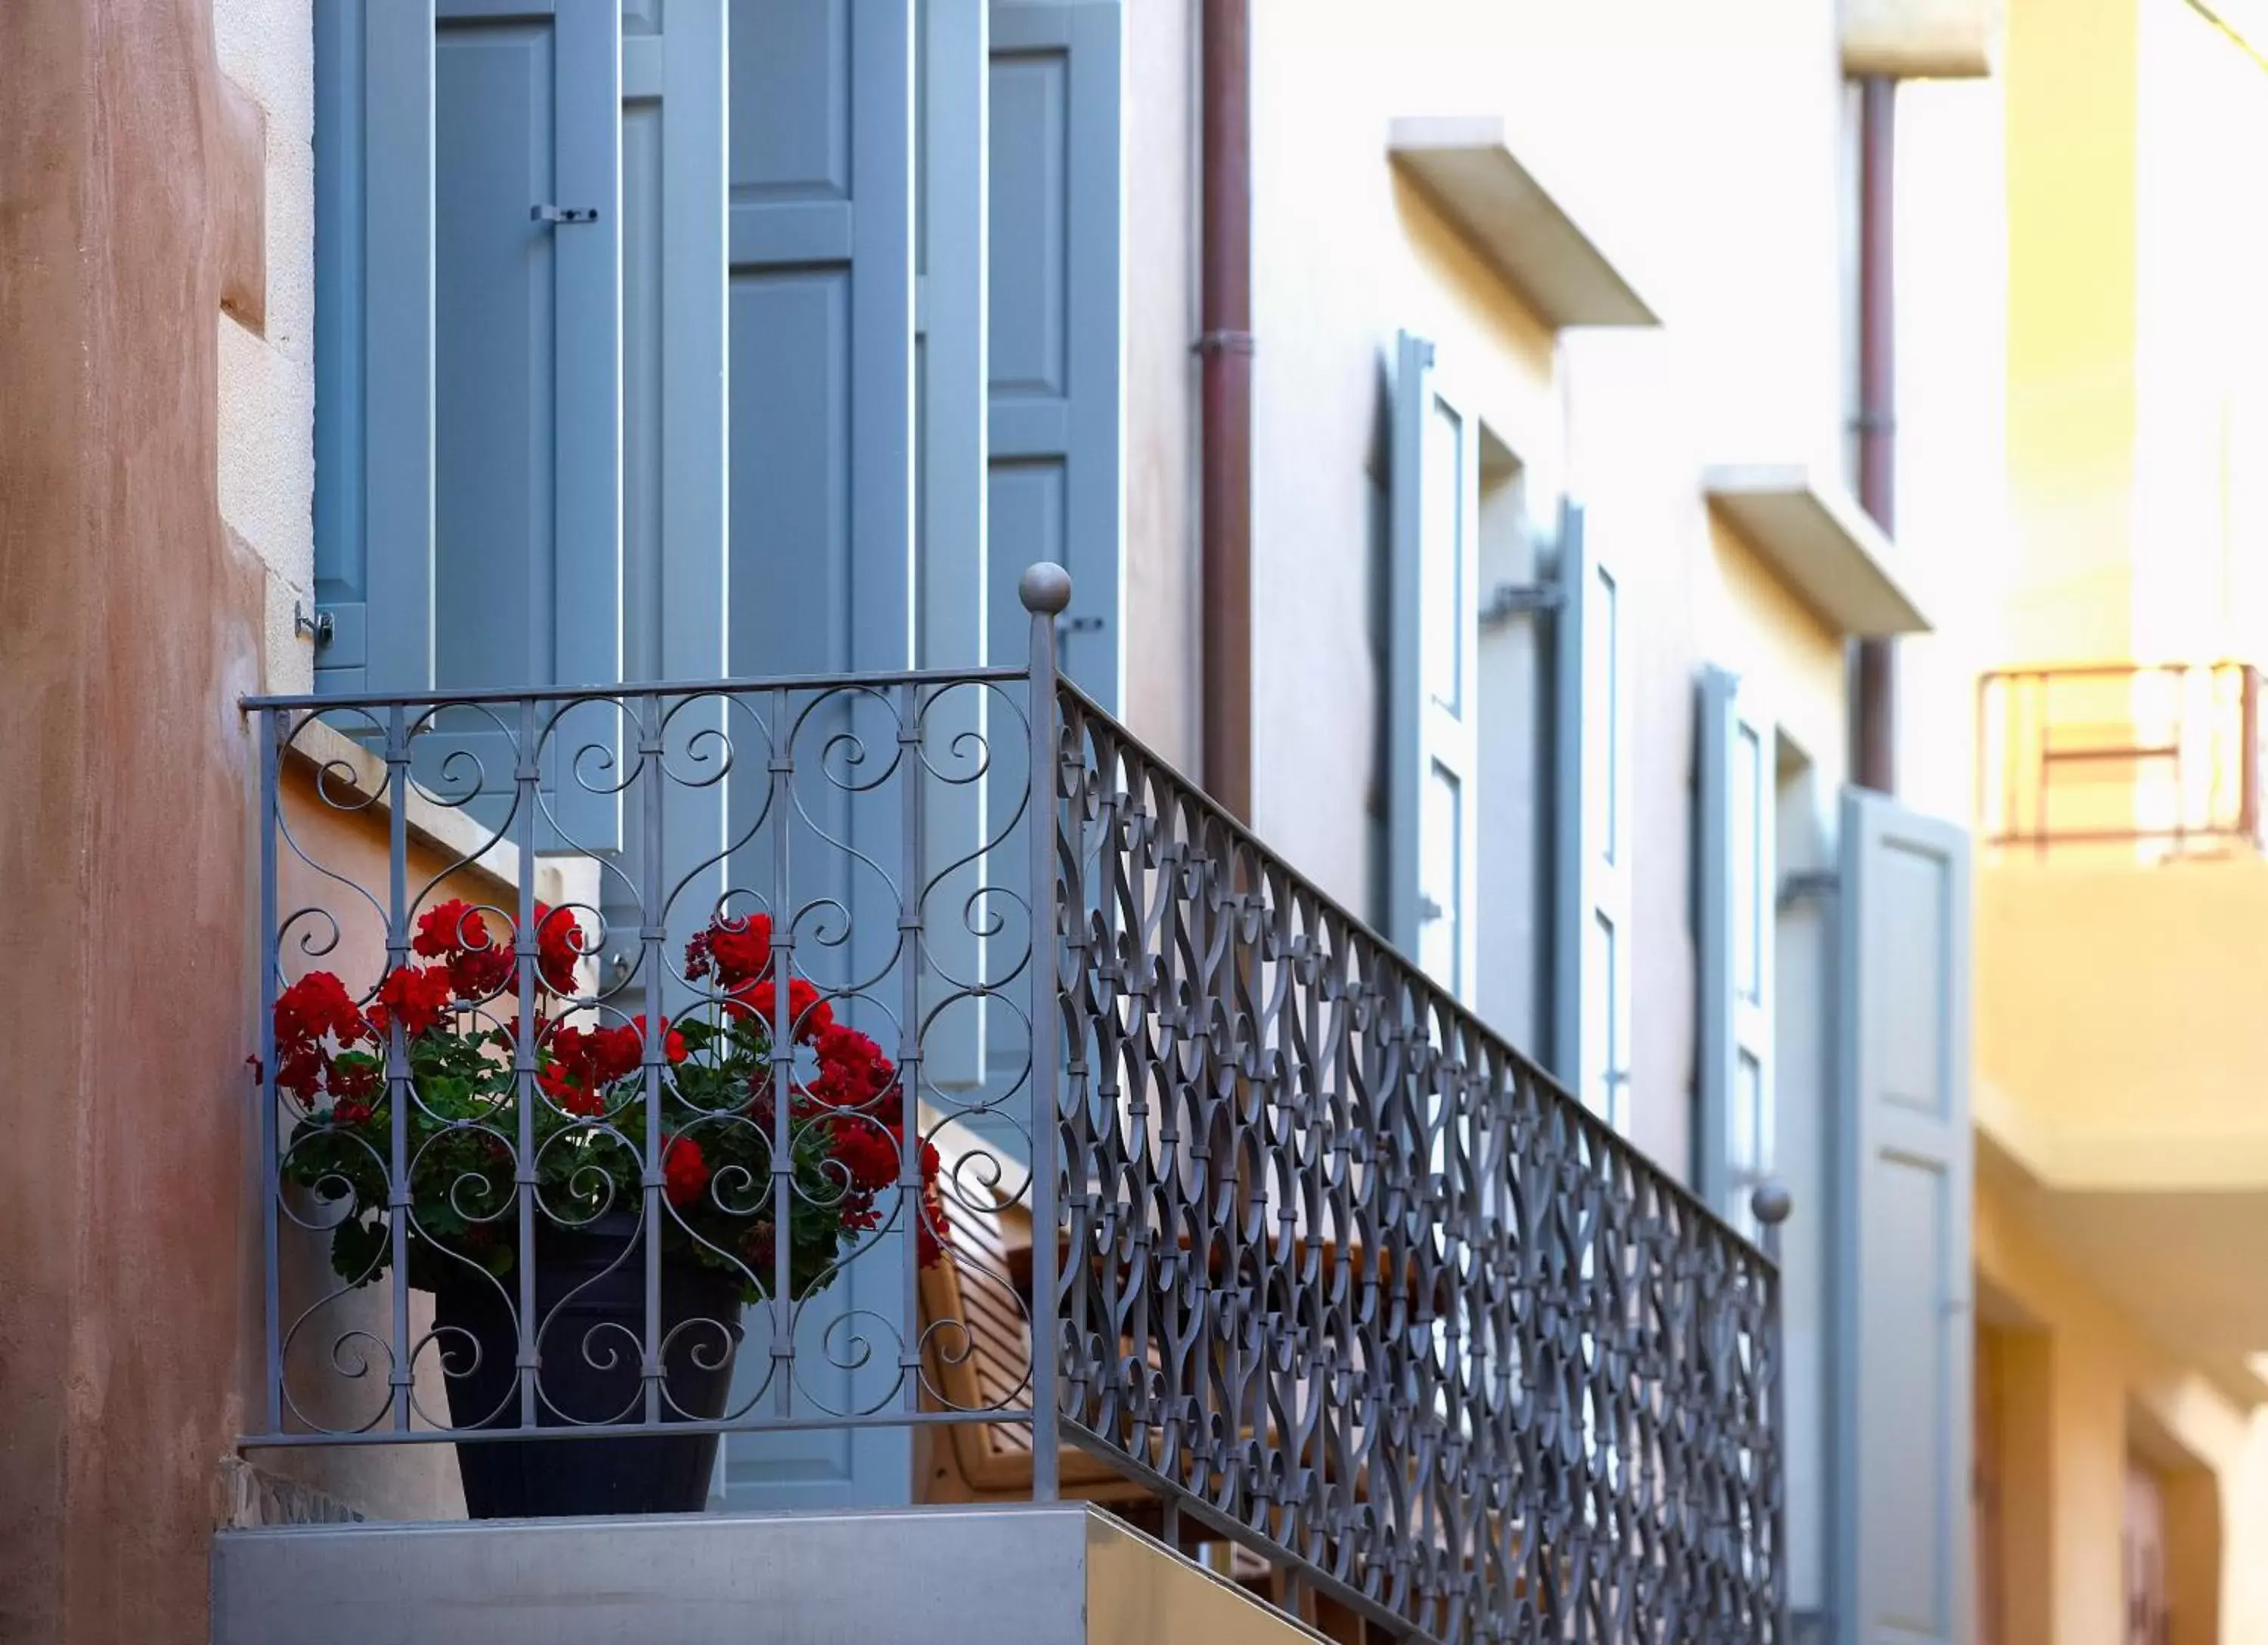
xmin=212 ymin=1501 xmax=1321 ymax=1645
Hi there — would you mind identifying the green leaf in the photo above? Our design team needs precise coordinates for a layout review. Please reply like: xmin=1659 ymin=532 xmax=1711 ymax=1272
xmin=331 ymin=1216 xmax=390 ymax=1287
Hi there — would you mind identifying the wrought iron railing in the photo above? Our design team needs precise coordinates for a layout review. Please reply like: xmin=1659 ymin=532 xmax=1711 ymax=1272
xmin=1978 ymin=661 xmax=2265 ymax=857
xmin=243 ymin=565 xmax=1784 ymax=1642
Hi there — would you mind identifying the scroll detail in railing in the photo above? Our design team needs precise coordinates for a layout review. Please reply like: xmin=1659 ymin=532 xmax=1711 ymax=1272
xmin=249 ymin=660 xmax=1052 ymax=1516
xmin=244 ymin=565 xmax=1782 ymax=1641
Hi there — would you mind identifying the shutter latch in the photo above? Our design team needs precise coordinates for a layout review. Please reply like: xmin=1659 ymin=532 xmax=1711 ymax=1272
xmin=293 ymin=601 xmax=335 ymax=647
xmin=1056 ymin=614 xmax=1105 ymax=644
xmin=1479 ymin=582 xmax=1566 ymax=628
xmin=531 ymin=204 xmax=601 ymax=225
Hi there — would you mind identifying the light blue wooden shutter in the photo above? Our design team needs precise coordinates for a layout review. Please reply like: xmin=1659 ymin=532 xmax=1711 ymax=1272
xmin=1390 ymin=331 xmax=1480 ymax=1002
xmin=426 ymin=0 xmax=622 ymax=850
xmin=961 ymin=0 xmax=1121 ymax=1138
xmin=1833 ymin=788 xmax=1973 ymax=1645
xmin=1696 ymin=665 xmax=1777 ymax=1231
xmin=621 ymin=0 xmax=727 ymax=690
xmin=985 ymin=0 xmax=1123 ymax=708
xmin=1551 ymin=500 xmax=1633 ymax=1126
xmin=316 ymin=1 xmax=624 ymax=848
xmin=613 ymin=0 xmax=729 ymax=985
xmin=919 ymin=0 xmax=994 ymax=1102
xmin=314 ymin=0 xmax=435 ymax=695
xmin=720 ymin=0 xmax=917 ymax=1511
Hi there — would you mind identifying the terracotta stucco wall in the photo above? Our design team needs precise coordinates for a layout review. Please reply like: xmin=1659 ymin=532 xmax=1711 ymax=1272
xmin=0 ymin=0 xmax=465 ymax=1631
xmin=0 ymin=2 xmax=271 ymax=1637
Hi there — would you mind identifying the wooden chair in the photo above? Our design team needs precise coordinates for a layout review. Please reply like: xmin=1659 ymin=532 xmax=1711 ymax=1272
xmin=912 ymin=1117 xmax=1382 ymax=1642
xmin=916 ymin=1114 xmax=1147 ymax=1505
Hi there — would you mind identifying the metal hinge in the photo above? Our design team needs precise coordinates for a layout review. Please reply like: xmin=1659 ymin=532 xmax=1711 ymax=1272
xmin=1056 ymin=614 xmax=1105 ymax=643
xmin=1479 ymin=582 xmax=1566 ymax=628
xmin=531 ymin=204 xmax=600 ymax=225
xmin=293 ymin=601 xmax=335 ymax=647
xmin=1777 ymin=869 xmax=1839 ymax=910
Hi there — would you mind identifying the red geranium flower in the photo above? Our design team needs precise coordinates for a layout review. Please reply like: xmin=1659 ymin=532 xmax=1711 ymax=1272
xmin=274 ymin=971 xmax=368 ymax=1049
xmin=541 ymin=1022 xmax=637 ymax=1116
xmin=829 ymin=1120 xmax=902 ymax=1195
xmin=368 ymin=965 xmax=456 ymax=1040
xmin=533 ymin=903 xmax=585 ymax=996
xmin=275 ymin=1043 xmax=327 ymax=1100
xmin=809 ymin=1021 xmax=897 ymax=1115
xmin=411 ymin=898 xmax=515 ymax=1000
xmin=271 ymin=971 xmax=374 ymax=1101
xmin=664 ymin=1136 xmax=712 ymax=1208
xmin=725 ymin=976 xmax=833 ymax=1039
xmin=628 ymin=1015 xmax=689 ymax=1066
xmin=685 ymin=911 xmax=773 ymax=990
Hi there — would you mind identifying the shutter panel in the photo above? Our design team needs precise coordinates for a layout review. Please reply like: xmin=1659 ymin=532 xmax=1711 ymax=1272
xmin=720 ymin=0 xmax=917 ymax=1512
xmin=1833 ymin=788 xmax=1974 ymax=1645
xmin=1696 ymin=665 xmax=1777 ymax=1229
xmin=614 ymin=0 xmax=729 ymax=984
xmin=724 ymin=0 xmax=914 ymax=679
xmin=1551 ymin=500 xmax=1634 ymax=1127
xmin=963 ymin=0 xmax=1121 ymax=1132
xmin=1389 ymin=330 xmax=1481 ymax=1002
xmin=921 ymin=0 xmax=987 ymax=679
xmin=316 ymin=1 xmax=624 ymax=849
xmin=424 ymin=1 xmax=621 ymax=850
xmin=921 ymin=0 xmax=993 ymax=1102
xmin=621 ymin=0 xmax=727 ymax=691
xmin=314 ymin=0 xmax=435 ymax=695
xmin=985 ymin=0 xmax=1123 ymax=708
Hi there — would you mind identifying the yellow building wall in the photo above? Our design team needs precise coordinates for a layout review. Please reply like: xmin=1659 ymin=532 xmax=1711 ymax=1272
xmin=1700 ymin=516 xmax=1847 ymax=776
xmin=1978 ymin=857 xmax=2268 ymax=1188
xmin=1977 ymin=1176 xmax=2268 ymax=1644
xmin=2001 ymin=0 xmax=2140 ymax=668
xmin=1997 ymin=0 xmax=2268 ymax=677
xmin=2131 ymin=0 xmax=2268 ymax=668
xmin=1954 ymin=8 xmax=2268 ymax=1637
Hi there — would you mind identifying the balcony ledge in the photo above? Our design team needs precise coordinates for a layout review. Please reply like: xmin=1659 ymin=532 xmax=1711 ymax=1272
xmin=1703 ymin=463 xmax=1932 ymax=637
xmin=212 ymin=1504 xmax=1318 ymax=1645
xmin=1387 ymin=116 xmax=1658 ymax=329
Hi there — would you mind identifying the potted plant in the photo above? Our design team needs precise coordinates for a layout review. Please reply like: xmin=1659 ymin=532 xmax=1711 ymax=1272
xmin=270 ymin=901 xmax=947 ymax=1518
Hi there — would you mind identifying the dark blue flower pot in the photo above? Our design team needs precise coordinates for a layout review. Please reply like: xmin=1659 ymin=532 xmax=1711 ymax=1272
xmin=432 ymin=1212 xmax=744 ymax=1517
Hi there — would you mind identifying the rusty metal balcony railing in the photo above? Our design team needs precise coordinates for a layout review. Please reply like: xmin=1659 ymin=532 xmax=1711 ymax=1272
xmin=1978 ymin=662 xmax=2266 ymax=857
xmin=243 ymin=565 xmax=1785 ymax=1643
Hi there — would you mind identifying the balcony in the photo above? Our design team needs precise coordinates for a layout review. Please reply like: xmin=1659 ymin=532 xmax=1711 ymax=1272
xmin=1975 ymin=662 xmax=2268 ymax=1386
xmin=220 ymin=568 xmax=1786 ymax=1643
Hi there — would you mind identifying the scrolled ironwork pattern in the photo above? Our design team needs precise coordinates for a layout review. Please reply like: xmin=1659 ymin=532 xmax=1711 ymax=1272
xmin=250 ymin=671 xmax=1047 ymax=1454
xmin=1052 ymin=682 xmax=1785 ymax=1643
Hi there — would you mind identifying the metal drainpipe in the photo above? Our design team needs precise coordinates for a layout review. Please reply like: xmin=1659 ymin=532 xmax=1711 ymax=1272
xmin=1854 ymin=75 xmax=1898 ymax=795
xmin=1199 ymin=0 xmax=1254 ymax=821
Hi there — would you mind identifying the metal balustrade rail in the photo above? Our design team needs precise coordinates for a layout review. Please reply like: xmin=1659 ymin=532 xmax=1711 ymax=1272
xmin=1052 ymin=684 xmax=1784 ymax=1643
xmin=242 ymin=564 xmax=1783 ymax=1643
xmin=1978 ymin=661 xmax=2266 ymax=856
